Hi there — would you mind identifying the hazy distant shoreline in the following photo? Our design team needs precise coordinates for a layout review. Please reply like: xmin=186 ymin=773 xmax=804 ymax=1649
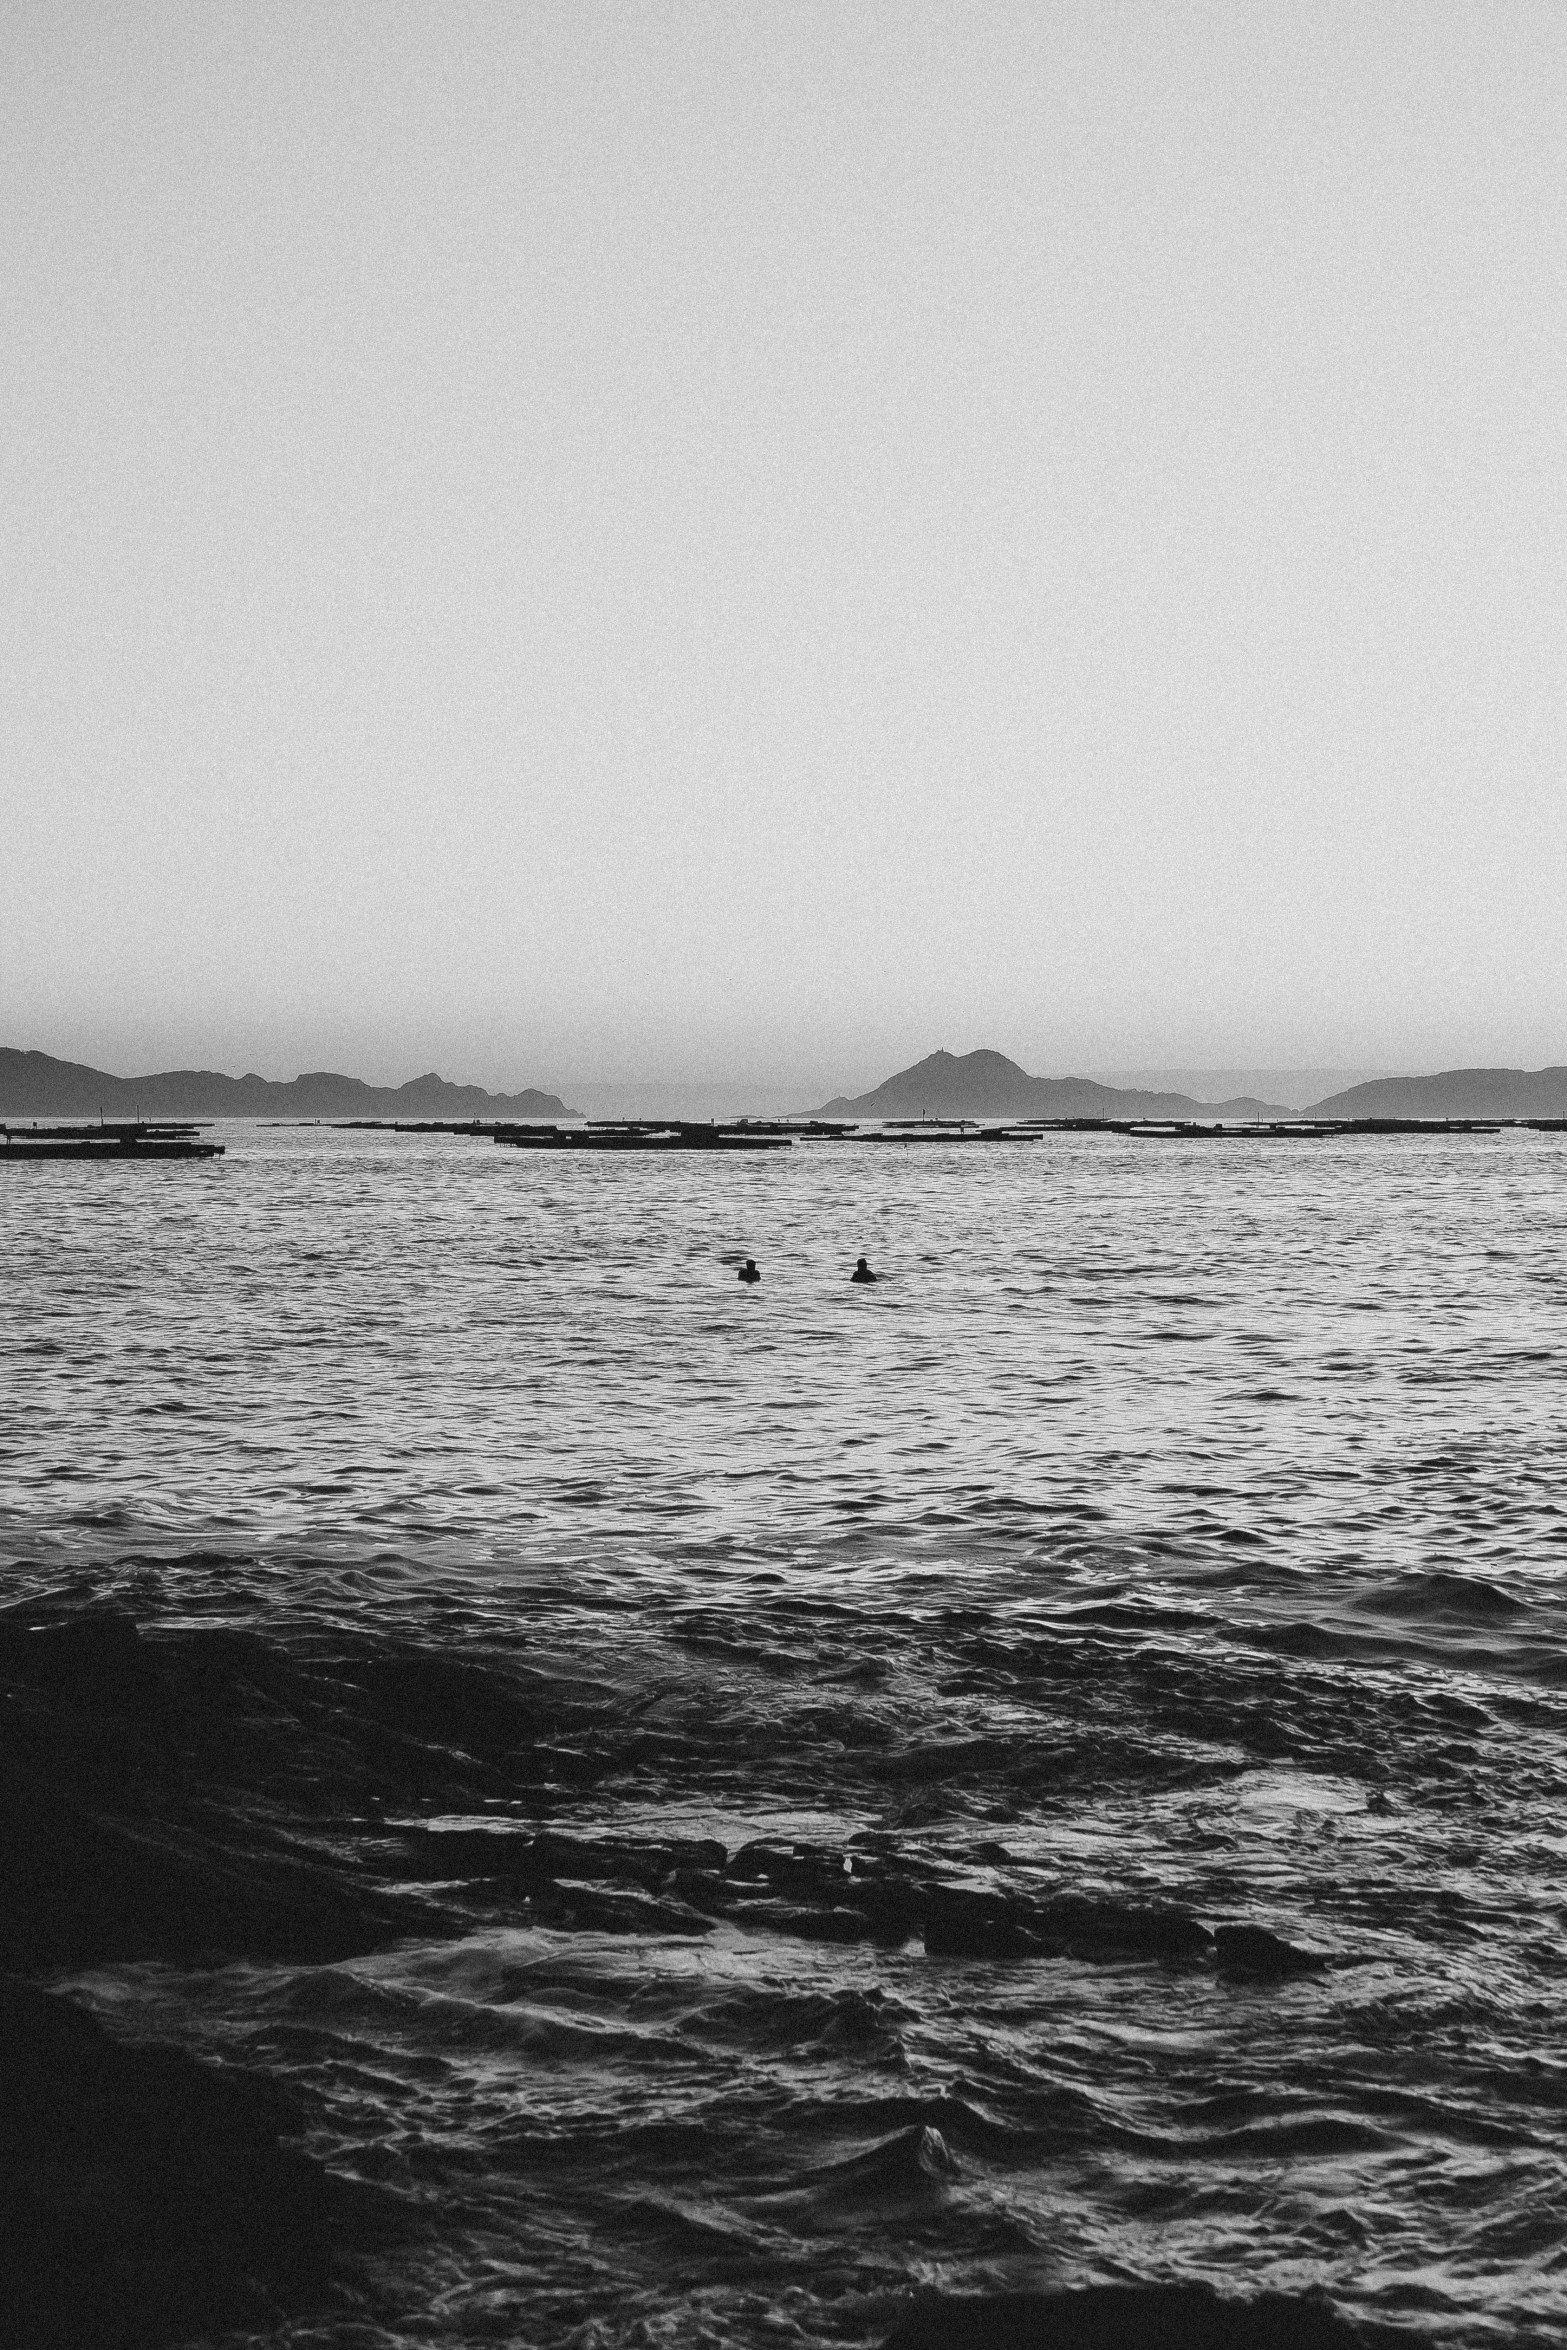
xmin=0 ymin=1048 xmax=571 ymax=1124
xmin=7 ymin=1041 xmax=1567 ymax=1127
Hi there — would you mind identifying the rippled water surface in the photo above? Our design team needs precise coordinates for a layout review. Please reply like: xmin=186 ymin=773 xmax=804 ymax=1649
xmin=4 ymin=1125 xmax=1567 ymax=2344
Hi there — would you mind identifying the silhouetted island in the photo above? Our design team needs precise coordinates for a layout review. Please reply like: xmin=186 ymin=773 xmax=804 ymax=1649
xmin=0 ymin=1047 xmax=572 ymax=1123
xmin=816 ymin=1048 xmax=1289 ymax=1124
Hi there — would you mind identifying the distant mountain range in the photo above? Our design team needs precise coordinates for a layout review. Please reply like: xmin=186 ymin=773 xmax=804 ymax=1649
xmin=10 ymin=1042 xmax=1567 ymax=1131
xmin=818 ymin=1049 xmax=1567 ymax=1123
xmin=0 ymin=1049 xmax=571 ymax=1122
xmin=817 ymin=1050 xmax=1290 ymax=1122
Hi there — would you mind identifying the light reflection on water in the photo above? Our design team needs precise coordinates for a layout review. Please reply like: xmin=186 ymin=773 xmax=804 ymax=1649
xmin=4 ymin=1125 xmax=1567 ymax=2345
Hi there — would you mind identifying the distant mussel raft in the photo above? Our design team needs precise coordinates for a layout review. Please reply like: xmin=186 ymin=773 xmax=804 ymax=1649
xmin=0 ymin=1121 xmax=224 ymax=1162
xmin=322 ymin=1113 xmax=1534 ymax=1148
xmin=492 ymin=1120 xmax=803 ymax=1150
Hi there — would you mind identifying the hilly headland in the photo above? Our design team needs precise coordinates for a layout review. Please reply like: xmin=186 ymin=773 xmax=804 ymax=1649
xmin=1306 ymin=1066 xmax=1567 ymax=1119
xmin=0 ymin=1048 xmax=571 ymax=1123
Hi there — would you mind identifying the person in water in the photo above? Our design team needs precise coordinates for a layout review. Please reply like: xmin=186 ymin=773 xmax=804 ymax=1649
xmin=738 ymin=1258 xmax=761 ymax=1284
xmin=851 ymin=1256 xmax=877 ymax=1283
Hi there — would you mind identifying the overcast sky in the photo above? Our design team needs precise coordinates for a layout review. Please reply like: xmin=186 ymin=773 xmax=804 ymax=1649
xmin=3 ymin=2 xmax=1562 ymax=1094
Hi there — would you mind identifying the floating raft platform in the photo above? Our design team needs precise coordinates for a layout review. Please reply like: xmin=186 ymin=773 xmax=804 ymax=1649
xmin=853 ymin=1124 xmax=1041 ymax=1143
xmin=866 ymin=1116 xmax=1508 ymax=1139
xmin=1106 ymin=1118 xmax=1504 ymax=1138
xmin=294 ymin=1112 xmax=1535 ymax=1154
xmin=0 ymin=1122 xmax=224 ymax=1162
xmin=328 ymin=1118 xmax=859 ymax=1140
xmin=494 ymin=1121 xmax=794 ymax=1152
xmin=489 ymin=1115 xmax=1516 ymax=1151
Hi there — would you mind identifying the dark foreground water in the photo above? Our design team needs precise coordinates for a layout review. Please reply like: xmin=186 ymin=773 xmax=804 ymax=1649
xmin=3 ymin=1126 xmax=1566 ymax=2346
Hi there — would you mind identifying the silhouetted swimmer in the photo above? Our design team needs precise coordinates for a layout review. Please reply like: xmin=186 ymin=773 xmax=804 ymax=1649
xmin=850 ymin=1256 xmax=877 ymax=1284
xmin=738 ymin=1258 xmax=761 ymax=1284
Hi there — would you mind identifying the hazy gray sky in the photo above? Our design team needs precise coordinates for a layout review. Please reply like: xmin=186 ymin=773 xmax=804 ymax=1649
xmin=3 ymin=2 xmax=1563 ymax=1093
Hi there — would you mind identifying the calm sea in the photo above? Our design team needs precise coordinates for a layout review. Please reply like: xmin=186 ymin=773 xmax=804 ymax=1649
xmin=4 ymin=1125 xmax=1566 ymax=2345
